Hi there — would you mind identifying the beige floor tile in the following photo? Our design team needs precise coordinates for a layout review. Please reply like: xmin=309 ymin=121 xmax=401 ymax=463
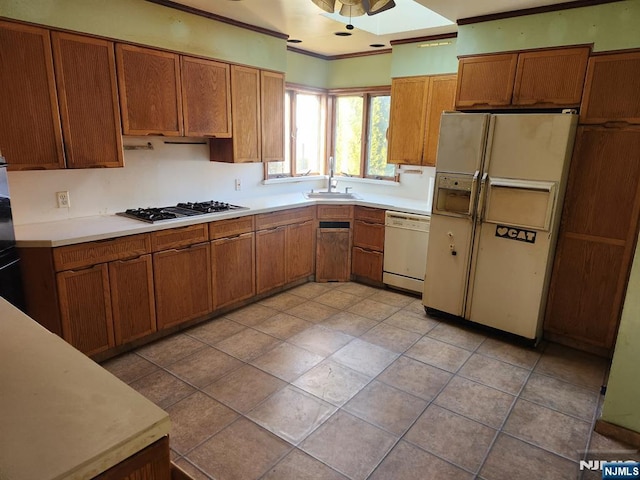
xmin=374 ymin=289 xmax=416 ymax=307
xmin=262 ymin=449 xmax=348 ymax=480
xmin=285 ymin=301 xmax=340 ymax=323
xmin=334 ymin=282 xmax=379 ymax=298
xmin=535 ymin=343 xmax=608 ymax=390
xmin=315 ymin=290 xmax=362 ymax=310
xmin=300 ymin=411 xmax=397 ymax=480
xmin=344 ymin=380 xmax=427 ymax=436
xmin=405 ymin=404 xmax=496 ymax=472
xmin=215 ymin=328 xmax=281 ymax=361
xmin=203 ymin=364 xmax=286 ymax=414
xmin=521 ymin=373 xmax=599 ymax=422
xmin=247 ymin=386 xmax=336 ymax=444
xmin=403 ymin=299 xmax=427 ymax=315
xmin=293 ymin=359 xmax=370 ymax=406
xmin=166 ymin=392 xmax=239 ymax=455
xmin=435 ymin=376 xmax=515 ymax=428
xmin=405 ymin=337 xmax=472 ymax=373
xmin=101 ymin=353 xmax=158 ymax=384
xmin=377 ymin=355 xmax=452 ymax=400
xmin=458 ymin=353 xmax=530 ymax=395
xmin=476 ymin=337 xmax=542 ymax=370
xmin=253 ymin=312 xmax=313 ymax=339
xmin=259 ymin=292 xmax=308 ymax=311
xmin=224 ymin=303 xmax=278 ymax=326
xmin=360 ymin=322 xmax=421 ymax=353
xmin=251 ymin=343 xmax=324 ymax=382
xmin=185 ymin=318 xmax=246 ymax=346
xmin=480 ymin=433 xmax=579 ymax=480
xmin=136 ymin=334 xmax=207 ymax=367
xmin=288 ymin=282 xmax=338 ymax=299
xmin=370 ymin=441 xmax=474 ymax=480
xmin=166 ymin=346 xmax=243 ymax=388
xmin=321 ymin=311 xmax=378 ymax=336
xmin=287 ymin=325 xmax=354 ymax=357
xmin=347 ymin=298 xmax=400 ymax=321
xmin=173 ymin=458 xmax=211 ymax=480
xmin=427 ymin=321 xmax=487 ymax=351
xmin=331 ymin=338 xmax=399 ymax=377
xmin=384 ymin=309 xmax=439 ymax=334
xmin=503 ymin=399 xmax=592 ymax=459
xmin=187 ymin=418 xmax=291 ymax=480
xmin=129 ymin=369 xmax=195 ymax=409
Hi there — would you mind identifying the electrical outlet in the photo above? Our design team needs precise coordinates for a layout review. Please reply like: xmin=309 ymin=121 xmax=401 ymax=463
xmin=234 ymin=178 xmax=241 ymax=191
xmin=56 ymin=191 xmax=70 ymax=208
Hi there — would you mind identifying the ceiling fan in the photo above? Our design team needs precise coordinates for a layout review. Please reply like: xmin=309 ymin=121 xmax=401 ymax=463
xmin=311 ymin=0 xmax=397 ymax=17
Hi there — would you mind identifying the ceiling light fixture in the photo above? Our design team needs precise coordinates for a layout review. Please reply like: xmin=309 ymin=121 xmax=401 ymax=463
xmin=311 ymin=0 xmax=396 ymax=17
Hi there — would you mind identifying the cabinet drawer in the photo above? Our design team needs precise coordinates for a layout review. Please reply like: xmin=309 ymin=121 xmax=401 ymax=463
xmin=151 ymin=223 xmax=209 ymax=252
xmin=352 ymin=246 xmax=383 ymax=283
xmin=210 ymin=215 xmax=255 ymax=239
xmin=53 ymin=234 xmax=151 ymax=271
xmin=354 ymin=206 xmax=385 ymax=224
xmin=317 ymin=205 xmax=353 ymax=220
xmin=255 ymin=206 xmax=315 ymax=229
xmin=353 ymin=220 xmax=385 ymax=251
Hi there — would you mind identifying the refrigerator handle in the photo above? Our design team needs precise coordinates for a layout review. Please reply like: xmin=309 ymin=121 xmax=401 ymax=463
xmin=476 ymin=172 xmax=489 ymax=222
xmin=468 ymin=170 xmax=480 ymax=217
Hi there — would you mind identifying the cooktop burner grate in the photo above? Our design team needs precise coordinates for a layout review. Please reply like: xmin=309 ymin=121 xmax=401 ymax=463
xmin=117 ymin=201 xmax=248 ymax=223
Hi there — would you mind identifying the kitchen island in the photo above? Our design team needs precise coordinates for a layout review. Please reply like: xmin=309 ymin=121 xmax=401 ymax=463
xmin=0 ymin=298 xmax=171 ymax=480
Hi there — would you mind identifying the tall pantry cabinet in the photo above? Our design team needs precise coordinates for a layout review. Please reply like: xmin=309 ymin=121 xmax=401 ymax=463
xmin=545 ymin=51 xmax=640 ymax=355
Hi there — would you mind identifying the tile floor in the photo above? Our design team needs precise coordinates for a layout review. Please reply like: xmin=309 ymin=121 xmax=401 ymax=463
xmin=102 ymin=282 xmax=636 ymax=480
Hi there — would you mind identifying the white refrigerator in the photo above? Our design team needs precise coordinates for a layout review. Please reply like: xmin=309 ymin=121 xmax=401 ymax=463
xmin=422 ymin=112 xmax=578 ymax=342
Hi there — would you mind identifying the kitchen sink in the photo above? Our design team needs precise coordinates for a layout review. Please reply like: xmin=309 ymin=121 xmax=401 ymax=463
xmin=304 ymin=191 xmax=360 ymax=199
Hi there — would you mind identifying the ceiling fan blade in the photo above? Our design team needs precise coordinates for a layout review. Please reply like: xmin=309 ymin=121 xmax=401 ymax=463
xmin=365 ymin=0 xmax=395 ymax=15
xmin=339 ymin=2 xmax=366 ymax=17
xmin=311 ymin=0 xmax=337 ymax=13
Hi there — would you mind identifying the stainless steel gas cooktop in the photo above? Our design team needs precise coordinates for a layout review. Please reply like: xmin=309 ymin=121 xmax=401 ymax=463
xmin=117 ymin=201 xmax=249 ymax=223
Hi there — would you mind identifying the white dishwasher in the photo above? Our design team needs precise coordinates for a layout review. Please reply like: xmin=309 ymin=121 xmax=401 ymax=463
xmin=383 ymin=211 xmax=430 ymax=293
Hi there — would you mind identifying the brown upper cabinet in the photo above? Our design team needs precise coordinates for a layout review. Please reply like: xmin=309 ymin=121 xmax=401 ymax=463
xmin=455 ymin=47 xmax=590 ymax=110
xmin=181 ymin=57 xmax=232 ymax=137
xmin=0 ymin=21 xmax=65 ymax=170
xmin=388 ymin=74 xmax=456 ymax=166
xmin=261 ymin=70 xmax=286 ymax=162
xmin=116 ymin=44 xmax=183 ymax=136
xmin=580 ymin=51 xmax=640 ymax=125
xmin=52 ymin=32 xmax=123 ymax=168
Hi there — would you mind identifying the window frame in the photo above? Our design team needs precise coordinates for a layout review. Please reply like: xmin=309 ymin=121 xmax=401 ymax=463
xmin=328 ymin=86 xmax=396 ymax=181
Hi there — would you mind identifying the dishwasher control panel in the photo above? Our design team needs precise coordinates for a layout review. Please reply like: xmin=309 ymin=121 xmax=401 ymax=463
xmin=385 ymin=211 xmax=430 ymax=232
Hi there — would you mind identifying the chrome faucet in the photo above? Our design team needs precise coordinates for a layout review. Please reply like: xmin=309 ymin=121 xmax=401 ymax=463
xmin=327 ymin=156 xmax=335 ymax=193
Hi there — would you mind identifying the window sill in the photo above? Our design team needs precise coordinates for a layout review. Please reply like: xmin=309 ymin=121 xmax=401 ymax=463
xmin=263 ymin=175 xmax=399 ymax=186
xmin=263 ymin=175 xmax=325 ymax=185
xmin=335 ymin=176 xmax=399 ymax=186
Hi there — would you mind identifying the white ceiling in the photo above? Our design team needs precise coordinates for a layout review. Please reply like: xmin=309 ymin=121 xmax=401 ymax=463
xmin=167 ymin=0 xmax=577 ymax=56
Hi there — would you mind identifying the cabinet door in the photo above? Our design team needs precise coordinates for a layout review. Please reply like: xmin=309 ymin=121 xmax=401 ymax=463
xmin=52 ymin=32 xmax=123 ymax=168
xmin=513 ymin=47 xmax=589 ymax=108
xmin=57 ymin=264 xmax=114 ymax=356
xmin=423 ymin=74 xmax=457 ymax=166
xmin=545 ymin=127 xmax=640 ymax=353
xmin=182 ymin=56 xmax=231 ymax=137
xmin=109 ymin=254 xmax=156 ymax=345
xmin=455 ymin=54 xmax=518 ymax=109
xmin=580 ymin=51 xmax=640 ymax=125
xmin=116 ymin=44 xmax=183 ymax=136
xmin=153 ymin=243 xmax=212 ymax=329
xmin=388 ymin=76 xmax=429 ymax=165
xmin=0 ymin=21 xmax=64 ymax=170
xmin=261 ymin=70 xmax=285 ymax=162
xmin=211 ymin=232 xmax=255 ymax=309
xmin=231 ymin=65 xmax=261 ymax=162
xmin=256 ymin=227 xmax=286 ymax=294
xmin=352 ymin=246 xmax=383 ymax=283
xmin=286 ymin=221 xmax=314 ymax=282
xmin=353 ymin=220 xmax=384 ymax=251
xmin=316 ymin=228 xmax=351 ymax=282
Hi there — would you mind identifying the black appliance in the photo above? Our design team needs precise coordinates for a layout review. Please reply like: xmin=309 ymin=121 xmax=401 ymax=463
xmin=0 ymin=160 xmax=25 ymax=311
xmin=117 ymin=201 xmax=249 ymax=223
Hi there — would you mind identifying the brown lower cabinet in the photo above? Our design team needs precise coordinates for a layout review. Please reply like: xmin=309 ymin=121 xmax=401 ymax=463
xmin=316 ymin=227 xmax=351 ymax=282
xmin=211 ymin=232 xmax=255 ymax=309
xmin=286 ymin=220 xmax=315 ymax=282
xmin=95 ymin=436 xmax=170 ymax=480
xmin=256 ymin=226 xmax=287 ymax=294
xmin=351 ymin=207 xmax=385 ymax=284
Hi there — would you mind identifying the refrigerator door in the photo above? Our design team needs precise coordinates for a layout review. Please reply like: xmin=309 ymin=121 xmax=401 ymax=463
xmin=436 ymin=112 xmax=490 ymax=174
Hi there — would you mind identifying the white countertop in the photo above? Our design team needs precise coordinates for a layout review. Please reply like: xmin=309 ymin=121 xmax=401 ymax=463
xmin=15 ymin=193 xmax=430 ymax=248
xmin=0 ymin=299 xmax=170 ymax=480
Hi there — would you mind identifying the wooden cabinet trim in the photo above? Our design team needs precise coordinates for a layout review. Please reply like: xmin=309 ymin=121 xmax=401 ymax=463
xmin=53 ymin=234 xmax=151 ymax=271
xmin=150 ymin=224 xmax=209 ymax=252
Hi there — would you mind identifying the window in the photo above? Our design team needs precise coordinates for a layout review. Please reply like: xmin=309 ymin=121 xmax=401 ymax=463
xmin=267 ymin=86 xmax=326 ymax=178
xmin=332 ymin=89 xmax=394 ymax=180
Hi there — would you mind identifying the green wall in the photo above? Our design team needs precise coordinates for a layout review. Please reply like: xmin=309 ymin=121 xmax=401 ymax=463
xmin=391 ymin=38 xmax=458 ymax=78
xmin=601 ymin=239 xmax=640 ymax=434
xmin=326 ymin=53 xmax=392 ymax=88
xmin=457 ymin=0 xmax=640 ymax=55
xmin=0 ymin=0 xmax=287 ymax=71
xmin=285 ymin=51 xmax=331 ymax=88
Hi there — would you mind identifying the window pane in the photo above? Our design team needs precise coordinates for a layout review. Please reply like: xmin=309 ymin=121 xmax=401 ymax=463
xmin=366 ymin=95 xmax=394 ymax=178
xmin=295 ymin=94 xmax=323 ymax=175
xmin=334 ymin=96 xmax=363 ymax=177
